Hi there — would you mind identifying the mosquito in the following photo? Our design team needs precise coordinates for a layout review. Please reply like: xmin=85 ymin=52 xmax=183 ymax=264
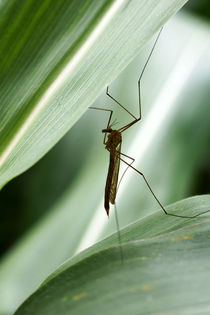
xmin=89 ymin=27 xmax=209 ymax=247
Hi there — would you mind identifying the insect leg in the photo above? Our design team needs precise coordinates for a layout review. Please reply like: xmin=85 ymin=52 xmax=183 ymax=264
xmin=118 ymin=27 xmax=163 ymax=133
xmin=137 ymin=27 xmax=163 ymax=124
xmin=119 ymin=155 xmax=210 ymax=219
xmin=106 ymin=86 xmax=137 ymax=120
xmin=89 ymin=106 xmax=113 ymax=144
xmin=115 ymin=151 xmax=135 ymax=192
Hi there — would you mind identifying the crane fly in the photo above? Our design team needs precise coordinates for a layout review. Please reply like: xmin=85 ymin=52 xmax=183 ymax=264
xmin=90 ymin=27 xmax=210 ymax=234
xmin=103 ymin=128 xmax=121 ymax=216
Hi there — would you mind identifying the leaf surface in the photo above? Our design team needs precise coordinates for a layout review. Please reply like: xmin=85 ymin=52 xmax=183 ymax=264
xmin=15 ymin=195 xmax=210 ymax=314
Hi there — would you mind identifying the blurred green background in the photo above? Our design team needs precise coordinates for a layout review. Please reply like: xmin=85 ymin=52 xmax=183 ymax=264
xmin=0 ymin=0 xmax=210 ymax=314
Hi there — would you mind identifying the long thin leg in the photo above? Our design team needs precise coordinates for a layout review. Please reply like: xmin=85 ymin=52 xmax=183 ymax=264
xmin=116 ymin=151 xmax=135 ymax=192
xmin=137 ymin=27 xmax=163 ymax=124
xmin=118 ymin=155 xmax=210 ymax=219
xmin=106 ymin=84 xmax=140 ymax=135
xmin=114 ymin=203 xmax=124 ymax=264
xmin=106 ymin=86 xmax=137 ymax=120
xmin=89 ymin=106 xmax=113 ymax=144
xmin=107 ymin=27 xmax=164 ymax=134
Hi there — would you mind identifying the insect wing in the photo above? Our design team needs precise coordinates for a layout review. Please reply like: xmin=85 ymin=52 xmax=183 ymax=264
xmin=110 ymin=142 xmax=121 ymax=204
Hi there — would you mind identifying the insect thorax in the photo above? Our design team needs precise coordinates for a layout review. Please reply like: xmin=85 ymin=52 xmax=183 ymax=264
xmin=105 ymin=130 xmax=122 ymax=150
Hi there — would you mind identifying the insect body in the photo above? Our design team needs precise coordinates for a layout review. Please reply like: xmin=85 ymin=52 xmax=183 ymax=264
xmin=103 ymin=128 xmax=122 ymax=216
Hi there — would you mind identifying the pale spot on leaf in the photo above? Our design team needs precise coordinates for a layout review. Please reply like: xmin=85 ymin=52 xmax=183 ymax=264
xmin=141 ymin=284 xmax=155 ymax=291
xmin=73 ymin=292 xmax=86 ymax=301
xmin=171 ymin=235 xmax=193 ymax=242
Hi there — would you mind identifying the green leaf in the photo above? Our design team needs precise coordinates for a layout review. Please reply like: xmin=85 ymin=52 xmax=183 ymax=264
xmin=15 ymin=195 xmax=210 ymax=314
xmin=0 ymin=0 xmax=189 ymax=189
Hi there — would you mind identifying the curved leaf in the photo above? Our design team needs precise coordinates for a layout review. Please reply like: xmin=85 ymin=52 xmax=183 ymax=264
xmin=0 ymin=0 xmax=189 ymax=188
xmin=15 ymin=195 xmax=210 ymax=314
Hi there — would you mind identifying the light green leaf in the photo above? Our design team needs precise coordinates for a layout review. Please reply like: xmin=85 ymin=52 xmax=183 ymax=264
xmin=0 ymin=0 xmax=189 ymax=188
xmin=15 ymin=195 xmax=210 ymax=314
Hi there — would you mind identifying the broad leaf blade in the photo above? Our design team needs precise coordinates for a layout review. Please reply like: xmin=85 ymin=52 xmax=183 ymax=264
xmin=15 ymin=195 xmax=210 ymax=314
xmin=0 ymin=0 xmax=189 ymax=188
